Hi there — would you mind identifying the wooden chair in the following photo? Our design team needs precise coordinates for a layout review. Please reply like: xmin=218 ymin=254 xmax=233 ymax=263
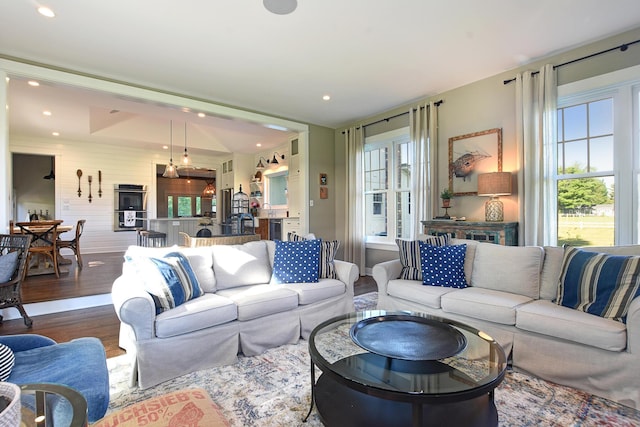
xmin=14 ymin=220 xmax=61 ymax=278
xmin=0 ymin=234 xmax=33 ymax=327
xmin=57 ymin=219 xmax=86 ymax=269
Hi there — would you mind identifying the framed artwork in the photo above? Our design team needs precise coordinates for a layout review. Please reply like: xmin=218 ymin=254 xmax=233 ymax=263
xmin=320 ymin=186 xmax=328 ymax=199
xmin=448 ymin=128 xmax=502 ymax=196
xmin=319 ymin=173 xmax=328 ymax=186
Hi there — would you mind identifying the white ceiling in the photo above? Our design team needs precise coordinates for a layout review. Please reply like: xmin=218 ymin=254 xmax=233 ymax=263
xmin=2 ymin=0 xmax=640 ymax=154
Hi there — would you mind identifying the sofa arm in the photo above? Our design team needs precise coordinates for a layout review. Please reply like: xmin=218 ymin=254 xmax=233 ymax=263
xmin=334 ymin=259 xmax=359 ymax=298
xmin=111 ymin=275 xmax=157 ymax=341
xmin=0 ymin=334 xmax=56 ymax=352
xmin=372 ymin=259 xmax=402 ymax=296
xmin=627 ymin=296 xmax=640 ymax=354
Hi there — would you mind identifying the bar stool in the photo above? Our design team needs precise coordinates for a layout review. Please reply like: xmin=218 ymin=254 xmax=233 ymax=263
xmin=138 ymin=230 xmax=167 ymax=247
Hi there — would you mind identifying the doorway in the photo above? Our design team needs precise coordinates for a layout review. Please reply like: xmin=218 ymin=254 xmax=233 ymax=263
xmin=12 ymin=154 xmax=55 ymax=222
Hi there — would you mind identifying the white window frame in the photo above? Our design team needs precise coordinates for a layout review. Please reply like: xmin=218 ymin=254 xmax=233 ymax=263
xmin=557 ymin=64 xmax=640 ymax=245
xmin=364 ymin=127 xmax=413 ymax=248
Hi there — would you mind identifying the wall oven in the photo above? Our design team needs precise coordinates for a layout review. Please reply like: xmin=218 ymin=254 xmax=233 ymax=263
xmin=114 ymin=184 xmax=147 ymax=231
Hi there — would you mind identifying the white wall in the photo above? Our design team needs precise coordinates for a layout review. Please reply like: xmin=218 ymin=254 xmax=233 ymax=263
xmin=10 ymin=135 xmax=222 ymax=253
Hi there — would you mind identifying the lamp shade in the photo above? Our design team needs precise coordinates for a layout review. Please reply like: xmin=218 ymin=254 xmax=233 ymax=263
xmin=477 ymin=172 xmax=512 ymax=196
xmin=202 ymin=180 xmax=216 ymax=198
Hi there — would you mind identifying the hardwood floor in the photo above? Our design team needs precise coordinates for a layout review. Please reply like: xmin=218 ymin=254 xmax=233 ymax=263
xmin=1 ymin=253 xmax=377 ymax=359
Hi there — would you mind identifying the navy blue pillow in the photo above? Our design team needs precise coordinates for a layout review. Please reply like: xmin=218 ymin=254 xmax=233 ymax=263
xmin=418 ymin=243 xmax=468 ymax=288
xmin=272 ymin=240 xmax=321 ymax=284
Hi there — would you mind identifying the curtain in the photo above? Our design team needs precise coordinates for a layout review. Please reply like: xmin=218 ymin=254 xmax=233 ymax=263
xmin=344 ymin=126 xmax=365 ymax=273
xmin=409 ymin=102 xmax=438 ymax=236
xmin=515 ymin=64 xmax=557 ymax=246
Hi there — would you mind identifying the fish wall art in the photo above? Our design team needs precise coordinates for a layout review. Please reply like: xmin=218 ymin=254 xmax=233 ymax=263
xmin=448 ymin=128 xmax=503 ymax=196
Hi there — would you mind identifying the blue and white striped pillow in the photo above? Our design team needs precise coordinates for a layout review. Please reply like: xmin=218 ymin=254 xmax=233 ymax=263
xmin=128 ymin=251 xmax=204 ymax=314
xmin=557 ymin=246 xmax=640 ymax=322
xmin=288 ymin=233 xmax=340 ymax=279
xmin=0 ymin=343 xmax=15 ymax=381
xmin=396 ymin=235 xmax=450 ymax=280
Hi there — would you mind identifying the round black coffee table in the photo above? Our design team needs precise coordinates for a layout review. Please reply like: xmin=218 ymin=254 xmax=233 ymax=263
xmin=305 ymin=310 xmax=507 ymax=427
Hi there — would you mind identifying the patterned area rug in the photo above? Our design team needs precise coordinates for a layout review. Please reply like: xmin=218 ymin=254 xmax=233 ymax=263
xmin=104 ymin=292 xmax=640 ymax=426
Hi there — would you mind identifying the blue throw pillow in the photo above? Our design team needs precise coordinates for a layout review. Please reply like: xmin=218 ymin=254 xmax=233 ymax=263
xmin=418 ymin=243 xmax=468 ymax=288
xmin=397 ymin=235 xmax=450 ymax=280
xmin=0 ymin=251 xmax=19 ymax=283
xmin=288 ymin=234 xmax=340 ymax=279
xmin=271 ymin=239 xmax=321 ymax=284
xmin=126 ymin=251 xmax=204 ymax=314
xmin=557 ymin=246 xmax=640 ymax=322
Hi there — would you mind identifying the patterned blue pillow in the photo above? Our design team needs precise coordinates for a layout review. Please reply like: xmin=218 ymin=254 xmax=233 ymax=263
xmin=271 ymin=240 xmax=321 ymax=284
xmin=0 ymin=251 xmax=19 ymax=283
xmin=127 ymin=251 xmax=204 ymax=314
xmin=397 ymin=235 xmax=450 ymax=280
xmin=418 ymin=243 xmax=468 ymax=288
xmin=288 ymin=233 xmax=340 ymax=279
xmin=557 ymin=246 xmax=640 ymax=322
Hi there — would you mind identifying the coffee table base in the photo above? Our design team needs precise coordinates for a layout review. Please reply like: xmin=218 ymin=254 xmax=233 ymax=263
xmin=314 ymin=373 xmax=498 ymax=427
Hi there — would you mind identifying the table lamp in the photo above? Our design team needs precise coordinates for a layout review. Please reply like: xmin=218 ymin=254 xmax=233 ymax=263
xmin=477 ymin=172 xmax=512 ymax=222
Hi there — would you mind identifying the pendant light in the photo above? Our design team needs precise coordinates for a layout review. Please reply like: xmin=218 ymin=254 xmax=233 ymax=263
xmin=163 ymin=121 xmax=179 ymax=178
xmin=182 ymin=122 xmax=191 ymax=166
xmin=43 ymin=156 xmax=55 ymax=180
xmin=202 ymin=179 xmax=216 ymax=198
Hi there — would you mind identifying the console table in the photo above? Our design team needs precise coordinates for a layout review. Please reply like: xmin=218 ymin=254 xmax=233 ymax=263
xmin=421 ymin=220 xmax=518 ymax=246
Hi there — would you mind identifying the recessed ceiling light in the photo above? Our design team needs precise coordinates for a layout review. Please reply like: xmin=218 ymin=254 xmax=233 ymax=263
xmin=322 ymin=95 xmax=331 ymax=101
xmin=43 ymin=110 xmax=52 ymax=116
xmin=28 ymin=81 xmax=40 ymax=87
xmin=37 ymin=6 xmax=55 ymax=18
xmin=163 ymin=145 xmax=169 ymax=150
xmin=197 ymin=112 xmax=206 ymax=118
xmin=52 ymin=132 xmax=59 ymax=136
xmin=263 ymin=0 xmax=297 ymax=15
xmin=256 ymin=143 xmax=262 ymax=147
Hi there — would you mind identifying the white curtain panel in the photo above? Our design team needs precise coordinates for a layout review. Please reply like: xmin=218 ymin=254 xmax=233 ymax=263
xmin=409 ymin=102 xmax=439 ymax=236
xmin=344 ymin=126 xmax=365 ymax=272
xmin=515 ymin=64 xmax=558 ymax=246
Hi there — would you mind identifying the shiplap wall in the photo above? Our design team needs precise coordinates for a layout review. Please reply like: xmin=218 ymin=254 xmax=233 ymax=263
xmin=10 ymin=135 xmax=222 ymax=253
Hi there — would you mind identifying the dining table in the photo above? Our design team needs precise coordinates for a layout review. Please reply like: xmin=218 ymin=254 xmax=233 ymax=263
xmin=11 ymin=220 xmax=73 ymax=276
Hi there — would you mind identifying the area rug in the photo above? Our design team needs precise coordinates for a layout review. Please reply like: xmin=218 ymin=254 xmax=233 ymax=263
xmin=104 ymin=292 xmax=640 ymax=426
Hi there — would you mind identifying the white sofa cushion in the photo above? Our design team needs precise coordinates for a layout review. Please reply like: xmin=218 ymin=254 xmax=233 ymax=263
xmin=387 ymin=279 xmax=457 ymax=309
xmin=540 ymin=246 xmax=564 ymax=301
xmin=283 ymin=279 xmax=346 ymax=305
xmin=471 ymin=244 xmax=544 ymax=299
xmin=217 ymin=284 xmax=299 ymax=321
xmin=441 ymin=287 xmax=533 ymax=325
xmin=211 ymin=241 xmax=272 ymax=290
xmin=155 ymin=294 xmax=237 ymax=338
xmin=516 ymin=300 xmax=627 ymax=351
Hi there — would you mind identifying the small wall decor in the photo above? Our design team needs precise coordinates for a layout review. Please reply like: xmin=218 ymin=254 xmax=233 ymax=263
xmin=88 ymin=175 xmax=93 ymax=203
xmin=320 ymin=186 xmax=328 ymax=199
xmin=98 ymin=170 xmax=103 ymax=197
xmin=76 ymin=169 xmax=83 ymax=197
xmin=320 ymin=173 xmax=328 ymax=186
xmin=448 ymin=128 xmax=502 ymax=196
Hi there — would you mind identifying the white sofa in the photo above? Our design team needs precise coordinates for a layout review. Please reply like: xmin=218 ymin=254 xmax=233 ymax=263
xmin=372 ymin=238 xmax=640 ymax=409
xmin=112 ymin=240 xmax=359 ymax=389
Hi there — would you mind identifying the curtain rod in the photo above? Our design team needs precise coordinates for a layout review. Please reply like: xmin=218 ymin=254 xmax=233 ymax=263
xmin=503 ymin=38 xmax=640 ymax=85
xmin=342 ymin=100 xmax=443 ymax=134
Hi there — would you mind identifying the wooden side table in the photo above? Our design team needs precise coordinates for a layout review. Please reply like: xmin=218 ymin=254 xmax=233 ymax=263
xmin=421 ymin=220 xmax=518 ymax=246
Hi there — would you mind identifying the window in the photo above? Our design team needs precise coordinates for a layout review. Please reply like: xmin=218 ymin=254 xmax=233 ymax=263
xmin=167 ymin=195 xmax=203 ymax=218
xmin=556 ymin=65 xmax=640 ymax=245
xmin=364 ymin=127 xmax=413 ymax=244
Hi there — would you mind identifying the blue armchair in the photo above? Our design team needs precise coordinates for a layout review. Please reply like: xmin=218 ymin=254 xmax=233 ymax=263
xmin=0 ymin=334 xmax=109 ymax=423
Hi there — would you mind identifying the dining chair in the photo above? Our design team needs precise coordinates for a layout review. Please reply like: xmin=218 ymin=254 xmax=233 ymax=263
xmin=0 ymin=234 xmax=33 ymax=327
xmin=14 ymin=220 xmax=61 ymax=278
xmin=57 ymin=219 xmax=86 ymax=269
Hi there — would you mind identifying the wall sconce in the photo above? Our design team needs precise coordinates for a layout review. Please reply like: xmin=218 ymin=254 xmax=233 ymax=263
xmin=268 ymin=152 xmax=285 ymax=165
xmin=256 ymin=157 xmax=268 ymax=169
xmin=477 ymin=172 xmax=512 ymax=222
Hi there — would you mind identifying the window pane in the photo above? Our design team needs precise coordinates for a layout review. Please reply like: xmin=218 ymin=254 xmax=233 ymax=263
xmin=563 ymin=104 xmax=587 ymax=140
xmin=167 ymin=196 xmax=174 ymax=218
xmin=563 ymin=140 xmax=588 ymax=173
xmin=557 ymin=176 xmax=614 ymax=246
xmin=177 ymin=196 xmax=192 ymax=217
xmin=365 ymin=193 xmax=387 ymax=237
xmin=396 ymin=142 xmax=412 ymax=189
xmin=196 ymin=197 xmax=202 ymax=215
xmin=590 ymin=136 xmax=614 ymax=172
xmin=589 ymin=98 xmax=613 ymax=136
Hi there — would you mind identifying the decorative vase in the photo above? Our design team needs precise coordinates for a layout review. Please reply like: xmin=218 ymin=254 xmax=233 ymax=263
xmin=442 ymin=199 xmax=451 ymax=208
xmin=0 ymin=382 xmax=21 ymax=427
